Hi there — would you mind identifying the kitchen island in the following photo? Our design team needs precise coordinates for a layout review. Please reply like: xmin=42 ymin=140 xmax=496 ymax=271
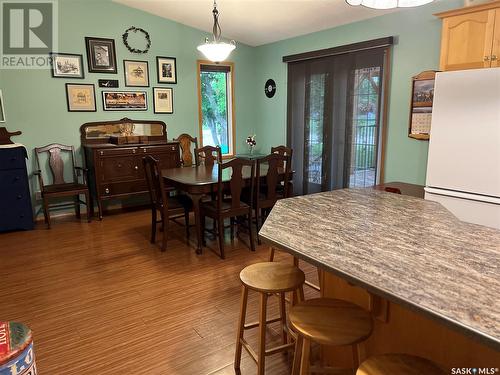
xmin=260 ymin=189 xmax=500 ymax=368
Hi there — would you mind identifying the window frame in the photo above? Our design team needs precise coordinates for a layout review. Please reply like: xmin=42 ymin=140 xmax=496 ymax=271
xmin=197 ymin=60 xmax=236 ymax=158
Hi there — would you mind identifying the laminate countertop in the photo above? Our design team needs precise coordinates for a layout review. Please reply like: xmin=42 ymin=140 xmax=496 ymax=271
xmin=259 ymin=189 xmax=500 ymax=350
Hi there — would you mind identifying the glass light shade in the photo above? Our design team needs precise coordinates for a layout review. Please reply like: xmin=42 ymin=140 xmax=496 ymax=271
xmin=346 ymin=0 xmax=433 ymax=8
xmin=197 ymin=42 xmax=236 ymax=63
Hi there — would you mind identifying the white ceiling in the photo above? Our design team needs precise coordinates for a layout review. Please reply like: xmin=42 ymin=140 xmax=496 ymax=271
xmin=113 ymin=0 xmax=399 ymax=46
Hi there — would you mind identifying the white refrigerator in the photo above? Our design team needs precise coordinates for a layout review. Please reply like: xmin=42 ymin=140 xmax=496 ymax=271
xmin=425 ymin=68 xmax=500 ymax=229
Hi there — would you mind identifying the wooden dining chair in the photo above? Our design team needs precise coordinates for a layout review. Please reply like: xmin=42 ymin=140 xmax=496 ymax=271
xmin=271 ymin=145 xmax=293 ymax=197
xmin=195 ymin=145 xmax=222 ymax=167
xmin=384 ymin=186 xmax=402 ymax=194
xmin=34 ymin=143 xmax=92 ymax=229
xmin=200 ymin=158 xmax=256 ymax=259
xmin=142 ymin=155 xmax=192 ymax=251
xmin=174 ymin=133 xmax=198 ymax=167
xmin=253 ymin=153 xmax=291 ymax=244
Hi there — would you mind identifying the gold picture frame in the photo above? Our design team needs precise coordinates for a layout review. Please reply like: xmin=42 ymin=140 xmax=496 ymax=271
xmin=65 ymin=83 xmax=96 ymax=112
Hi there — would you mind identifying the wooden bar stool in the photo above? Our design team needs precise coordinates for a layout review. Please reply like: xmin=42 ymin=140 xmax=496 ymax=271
xmin=269 ymin=247 xmax=322 ymax=293
xmin=234 ymin=262 xmax=306 ymax=375
xmin=289 ymin=298 xmax=373 ymax=375
xmin=357 ymin=354 xmax=445 ymax=375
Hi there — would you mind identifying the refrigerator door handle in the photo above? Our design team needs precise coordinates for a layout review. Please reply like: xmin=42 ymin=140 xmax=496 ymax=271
xmin=425 ymin=187 xmax=500 ymax=205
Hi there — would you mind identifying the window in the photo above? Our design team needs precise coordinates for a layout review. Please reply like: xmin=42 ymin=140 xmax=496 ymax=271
xmin=347 ymin=66 xmax=381 ymax=188
xmin=287 ymin=47 xmax=389 ymax=195
xmin=198 ymin=62 xmax=235 ymax=156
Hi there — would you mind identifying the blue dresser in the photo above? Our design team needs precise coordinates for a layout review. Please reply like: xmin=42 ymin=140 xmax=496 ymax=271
xmin=0 ymin=146 xmax=34 ymax=232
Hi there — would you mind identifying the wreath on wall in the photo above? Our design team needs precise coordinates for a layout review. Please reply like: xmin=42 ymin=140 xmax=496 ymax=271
xmin=122 ymin=26 xmax=151 ymax=54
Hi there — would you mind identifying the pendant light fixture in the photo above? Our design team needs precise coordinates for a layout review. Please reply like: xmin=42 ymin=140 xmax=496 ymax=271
xmin=197 ymin=0 xmax=236 ymax=63
xmin=345 ymin=0 xmax=434 ymax=9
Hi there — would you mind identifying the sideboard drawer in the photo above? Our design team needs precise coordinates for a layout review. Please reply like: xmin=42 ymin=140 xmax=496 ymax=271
xmin=0 ymin=148 xmax=26 ymax=170
xmin=99 ymin=180 xmax=148 ymax=197
xmin=139 ymin=145 xmax=178 ymax=154
xmin=95 ymin=147 xmax=139 ymax=157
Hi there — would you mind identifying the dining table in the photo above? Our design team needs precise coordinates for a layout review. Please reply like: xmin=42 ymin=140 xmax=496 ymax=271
xmin=162 ymin=164 xmax=289 ymax=254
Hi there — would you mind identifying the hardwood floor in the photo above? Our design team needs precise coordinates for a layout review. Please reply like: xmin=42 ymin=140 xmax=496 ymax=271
xmin=0 ymin=211 xmax=318 ymax=374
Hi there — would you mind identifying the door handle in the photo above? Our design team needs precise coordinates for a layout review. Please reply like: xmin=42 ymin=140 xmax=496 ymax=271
xmin=484 ymin=56 xmax=490 ymax=61
xmin=491 ymin=55 xmax=497 ymax=61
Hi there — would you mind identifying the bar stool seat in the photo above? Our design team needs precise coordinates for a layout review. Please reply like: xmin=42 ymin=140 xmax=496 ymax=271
xmin=289 ymin=298 xmax=373 ymax=374
xmin=240 ymin=262 xmax=306 ymax=293
xmin=290 ymin=298 xmax=373 ymax=346
xmin=235 ymin=262 xmax=306 ymax=375
xmin=357 ymin=354 xmax=445 ymax=375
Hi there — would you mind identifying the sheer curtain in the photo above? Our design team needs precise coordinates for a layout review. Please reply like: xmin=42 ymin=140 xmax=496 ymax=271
xmin=286 ymin=44 xmax=390 ymax=196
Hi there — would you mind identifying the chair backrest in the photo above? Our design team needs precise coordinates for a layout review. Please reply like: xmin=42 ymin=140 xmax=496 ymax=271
xmin=142 ymin=155 xmax=168 ymax=210
xmin=174 ymin=133 xmax=198 ymax=167
xmin=257 ymin=153 xmax=291 ymax=202
xmin=195 ymin=145 xmax=222 ymax=167
xmin=384 ymin=186 xmax=402 ymax=194
xmin=218 ymin=158 xmax=255 ymax=210
xmin=34 ymin=143 xmax=76 ymax=185
xmin=271 ymin=145 xmax=293 ymax=169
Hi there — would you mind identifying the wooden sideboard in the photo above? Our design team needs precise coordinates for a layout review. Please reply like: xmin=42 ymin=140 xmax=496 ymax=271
xmin=81 ymin=118 xmax=180 ymax=219
xmin=436 ymin=1 xmax=500 ymax=71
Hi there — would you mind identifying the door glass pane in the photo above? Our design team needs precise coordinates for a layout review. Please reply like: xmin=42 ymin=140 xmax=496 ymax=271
xmin=348 ymin=67 xmax=380 ymax=188
xmin=200 ymin=70 xmax=230 ymax=154
xmin=306 ymin=72 xmax=326 ymax=193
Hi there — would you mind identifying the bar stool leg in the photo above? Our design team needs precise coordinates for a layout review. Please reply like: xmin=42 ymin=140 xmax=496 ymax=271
xmin=351 ymin=343 xmax=360 ymax=370
xmin=300 ymin=337 xmax=311 ymax=375
xmin=268 ymin=247 xmax=275 ymax=261
xmin=291 ymin=335 xmax=303 ymax=375
xmin=234 ymin=285 xmax=248 ymax=371
xmin=278 ymin=292 xmax=287 ymax=345
xmin=257 ymin=292 xmax=268 ymax=375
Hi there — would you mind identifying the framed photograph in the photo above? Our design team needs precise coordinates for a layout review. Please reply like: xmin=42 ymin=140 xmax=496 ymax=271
xmin=102 ymin=91 xmax=147 ymax=111
xmin=65 ymin=84 xmax=96 ymax=112
xmin=0 ymin=90 xmax=5 ymax=122
xmin=156 ymin=56 xmax=177 ymax=84
xmin=50 ymin=53 xmax=84 ymax=78
xmin=124 ymin=60 xmax=149 ymax=87
xmin=98 ymin=79 xmax=119 ymax=88
xmin=153 ymin=87 xmax=173 ymax=114
xmin=85 ymin=37 xmax=117 ymax=74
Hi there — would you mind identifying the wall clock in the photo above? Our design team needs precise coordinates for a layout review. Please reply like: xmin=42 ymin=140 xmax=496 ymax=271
xmin=265 ymin=79 xmax=276 ymax=98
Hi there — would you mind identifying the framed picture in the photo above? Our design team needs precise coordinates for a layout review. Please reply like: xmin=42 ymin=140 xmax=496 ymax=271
xmin=65 ymin=84 xmax=96 ymax=112
xmin=50 ymin=53 xmax=84 ymax=78
xmin=98 ymin=79 xmax=119 ymax=88
xmin=102 ymin=91 xmax=147 ymax=111
xmin=124 ymin=60 xmax=149 ymax=87
xmin=156 ymin=56 xmax=177 ymax=84
xmin=153 ymin=87 xmax=173 ymax=114
xmin=0 ymin=90 xmax=5 ymax=122
xmin=85 ymin=37 xmax=117 ymax=73
xmin=408 ymin=70 xmax=437 ymax=140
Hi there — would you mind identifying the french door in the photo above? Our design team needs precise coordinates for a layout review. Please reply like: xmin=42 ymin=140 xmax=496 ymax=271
xmin=287 ymin=48 xmax=389 ymax=196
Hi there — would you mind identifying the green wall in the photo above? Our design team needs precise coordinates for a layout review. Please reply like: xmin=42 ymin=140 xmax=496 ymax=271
xmin=0 ymin=0 xmax=257 ymax=208
xmin=0 ymin=0 xmax=464 ymax=215
xmin=253 ymin=0 xmax=462 ymax=184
